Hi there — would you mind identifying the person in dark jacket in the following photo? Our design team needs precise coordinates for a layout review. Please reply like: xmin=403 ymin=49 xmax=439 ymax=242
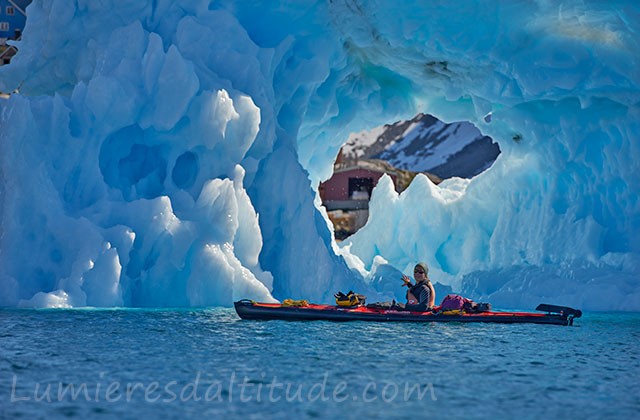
xmin=401 ymin=262 xmax=436 ymax=312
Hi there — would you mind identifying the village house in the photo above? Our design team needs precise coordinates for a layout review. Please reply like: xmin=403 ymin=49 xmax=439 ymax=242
xmin=319 ymin=151 xmax=400 ymax=208
xmin=320 ymin=148 xmax=441 ymax=239
xmin=0 ymin=0 xmax=31 ymax=65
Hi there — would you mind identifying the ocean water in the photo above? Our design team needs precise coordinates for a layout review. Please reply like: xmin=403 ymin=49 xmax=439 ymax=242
xmin=1 ymin=308 xmax=638 ymax=419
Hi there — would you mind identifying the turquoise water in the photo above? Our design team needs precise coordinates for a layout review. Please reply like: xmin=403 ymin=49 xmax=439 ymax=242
xmin=1 ymin=309 xmax=639 ymax=419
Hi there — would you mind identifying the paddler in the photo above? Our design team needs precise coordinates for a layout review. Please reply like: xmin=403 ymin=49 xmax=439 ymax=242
xmin=401 ymin=262 xmax=436 ymax=312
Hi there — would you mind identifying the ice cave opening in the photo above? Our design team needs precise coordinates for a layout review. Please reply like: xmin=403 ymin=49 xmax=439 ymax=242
xmin=317 ymin=113 xmax=501 ymax=241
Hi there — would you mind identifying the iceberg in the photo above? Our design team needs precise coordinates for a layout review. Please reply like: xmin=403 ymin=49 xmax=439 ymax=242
xmin=0 ymin=0 xmax=638 ymax=310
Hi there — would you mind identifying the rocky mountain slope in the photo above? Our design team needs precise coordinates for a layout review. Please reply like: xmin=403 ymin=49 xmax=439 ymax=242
xmin=342 ymin=113 xmax=500 ymax=179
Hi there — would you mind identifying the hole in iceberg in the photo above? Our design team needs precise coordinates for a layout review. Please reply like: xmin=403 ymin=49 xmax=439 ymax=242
xmin=319 ymin=113 xmax=500 ymax=240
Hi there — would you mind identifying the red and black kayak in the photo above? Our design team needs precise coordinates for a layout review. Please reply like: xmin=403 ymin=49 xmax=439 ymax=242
xmin=234 ymin=300 xmax=582 ymax=326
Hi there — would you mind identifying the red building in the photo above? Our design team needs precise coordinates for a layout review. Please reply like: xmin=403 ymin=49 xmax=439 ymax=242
xmin=319 ymin=157 xmax=400 ymax=239
xmin=319 ymin=149 xmax=441 ymax=238
xmin=319 ymin=162 xmax=398 ymax=205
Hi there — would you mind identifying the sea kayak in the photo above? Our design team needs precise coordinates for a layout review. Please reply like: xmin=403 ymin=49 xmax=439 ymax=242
xmin=234 ymin=300 xmax=582 ymax=326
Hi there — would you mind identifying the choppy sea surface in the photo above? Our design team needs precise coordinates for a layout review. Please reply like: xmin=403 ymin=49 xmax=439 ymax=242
xmin=1 ymin=308 xmax=638 ymax=419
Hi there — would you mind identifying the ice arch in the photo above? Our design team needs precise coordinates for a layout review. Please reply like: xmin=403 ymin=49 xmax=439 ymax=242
xmin=0 ymin=0 xmax=638 ymax=310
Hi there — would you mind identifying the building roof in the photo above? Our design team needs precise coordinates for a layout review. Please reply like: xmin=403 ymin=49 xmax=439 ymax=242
xmin=5 ymin=1 xmax=31 ymax=15
xmin=8 ymin=0 xmax=31 ymax=8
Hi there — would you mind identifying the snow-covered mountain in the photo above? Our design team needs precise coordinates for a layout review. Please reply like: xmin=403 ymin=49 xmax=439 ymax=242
xmin=343 ymin=114 xmax=501 ymax=179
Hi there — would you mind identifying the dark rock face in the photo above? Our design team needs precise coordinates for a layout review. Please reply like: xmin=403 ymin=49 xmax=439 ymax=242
xmin=343 ymin=113 xmax=500 ymax=179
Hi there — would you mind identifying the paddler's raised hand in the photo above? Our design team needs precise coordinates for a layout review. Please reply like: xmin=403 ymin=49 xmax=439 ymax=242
xmin=401 ymin=274 xmax=412 ymax=287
